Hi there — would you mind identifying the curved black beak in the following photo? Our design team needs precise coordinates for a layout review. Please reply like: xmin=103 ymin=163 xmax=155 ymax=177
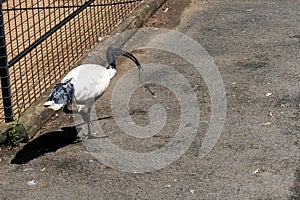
xmin=106 ymin=45 xmax=141 ymax=70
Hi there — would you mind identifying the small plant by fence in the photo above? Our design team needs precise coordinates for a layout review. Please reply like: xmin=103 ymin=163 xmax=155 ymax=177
xmin=0 ymin=0 xmax=141 ymax=123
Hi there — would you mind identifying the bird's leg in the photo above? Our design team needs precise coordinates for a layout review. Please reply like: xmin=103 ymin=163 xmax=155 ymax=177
xmin=78 ymin=110 xmax=88 ymax=139
xmin=86 ymin=107 xmax=94 ymax=136
xmin=79 ymin=109 xmax=94 ymax=139
xmin=62 ymin=105 xmax=73 ymax=114
xmin=78 ymin=105 xmax=107 ymax=140
xmin=85 ymin=107 xmax=106 ymax=140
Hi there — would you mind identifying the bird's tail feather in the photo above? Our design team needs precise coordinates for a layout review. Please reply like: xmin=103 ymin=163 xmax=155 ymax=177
xmin=44 ymin=78 xmax=74 ymax=111
xmin=44 ymin=101 xmax=64 ymax=111
xmin=43 ymin=101 xmax=53 ymax=106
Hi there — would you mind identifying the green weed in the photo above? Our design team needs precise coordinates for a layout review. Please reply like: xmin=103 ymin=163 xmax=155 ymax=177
xmin=7 ymin=105 xmax=26 ymax=147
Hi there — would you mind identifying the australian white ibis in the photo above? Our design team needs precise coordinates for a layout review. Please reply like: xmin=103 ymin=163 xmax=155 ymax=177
xmin=44 ymin=45 xmax=141 ymax=139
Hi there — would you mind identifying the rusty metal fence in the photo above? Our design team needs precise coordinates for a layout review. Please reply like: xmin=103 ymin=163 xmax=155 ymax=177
xmin=0 ymin=0 xmax=141 ymax=123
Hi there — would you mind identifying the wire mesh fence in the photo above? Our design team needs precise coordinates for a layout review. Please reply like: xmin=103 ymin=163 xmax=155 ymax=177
xmin=0 ymin=0 xmax=142 ymax=123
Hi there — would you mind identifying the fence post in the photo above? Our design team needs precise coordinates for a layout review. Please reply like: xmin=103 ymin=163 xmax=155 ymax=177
xmin=0 ymin=2 xmax=13 ymax=122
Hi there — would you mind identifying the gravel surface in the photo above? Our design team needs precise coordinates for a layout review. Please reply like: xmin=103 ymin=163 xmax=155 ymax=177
xmin=0 ymin=0 xmax=299 ymax=199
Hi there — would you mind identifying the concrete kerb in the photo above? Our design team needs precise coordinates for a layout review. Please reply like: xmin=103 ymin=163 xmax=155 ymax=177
xmin=0 ymin=0 xmax=167 ymax=144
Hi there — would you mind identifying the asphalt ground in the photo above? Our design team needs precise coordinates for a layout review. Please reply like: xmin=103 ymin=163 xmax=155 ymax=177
xmin=0 ymin=0 xmax=299 ymax=199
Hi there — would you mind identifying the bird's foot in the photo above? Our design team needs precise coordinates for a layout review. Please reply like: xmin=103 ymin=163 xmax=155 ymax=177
xmin=84 ymin=132 xmax=108 ymax=140
xmin=73 ymin=136 xmax=81 ymax=143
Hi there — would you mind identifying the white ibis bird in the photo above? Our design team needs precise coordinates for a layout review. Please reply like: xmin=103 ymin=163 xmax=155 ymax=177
xmin=44 ymin=45 xmax=141 ymax=139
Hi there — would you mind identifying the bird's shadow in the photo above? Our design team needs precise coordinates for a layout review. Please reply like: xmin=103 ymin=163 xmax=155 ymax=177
xmin=11 ymin=126 xmax=81 ymax=164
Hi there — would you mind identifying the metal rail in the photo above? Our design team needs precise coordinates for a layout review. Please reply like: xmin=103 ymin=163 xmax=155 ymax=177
xmin=0 ymin=2 xmax=13 ymax=122
xmin=0 ymin=0 xmax=141 ymax=122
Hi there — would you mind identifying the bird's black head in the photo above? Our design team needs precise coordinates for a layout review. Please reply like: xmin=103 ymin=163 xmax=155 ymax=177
xmin=106 ymin=45 xmax=141 ymax=70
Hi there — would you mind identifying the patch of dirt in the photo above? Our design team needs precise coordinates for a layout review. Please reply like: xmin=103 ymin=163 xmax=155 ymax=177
xmin=144 ymin=0 xmax=191 ymax=29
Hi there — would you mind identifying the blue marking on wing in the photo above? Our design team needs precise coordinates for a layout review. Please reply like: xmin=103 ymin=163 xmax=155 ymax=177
xmin=48 ymin=78 xmax=74 ymax=106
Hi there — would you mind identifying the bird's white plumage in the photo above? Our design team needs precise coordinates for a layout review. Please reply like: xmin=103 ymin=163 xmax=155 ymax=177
xmin=43 ymin=64 xmax=114 ymax=112
xmin=64 ymin=64 xmax=113 ymax=108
